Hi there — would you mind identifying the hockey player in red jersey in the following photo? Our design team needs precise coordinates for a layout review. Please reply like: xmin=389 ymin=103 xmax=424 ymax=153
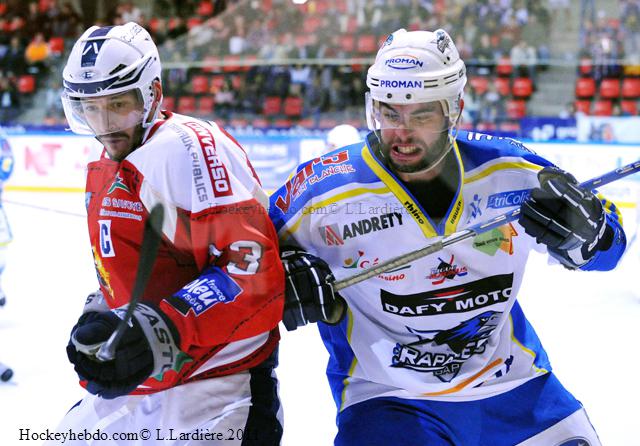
xmin=50 ymin=22 xmax=285 ymax=444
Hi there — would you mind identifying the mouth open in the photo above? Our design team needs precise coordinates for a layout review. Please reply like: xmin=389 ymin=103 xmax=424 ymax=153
xmin=391 ymin=144 xmax=422 ymax=161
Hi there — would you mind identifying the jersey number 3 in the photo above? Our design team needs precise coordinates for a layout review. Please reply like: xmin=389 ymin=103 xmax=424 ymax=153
xmin=227 ymin=241 xmax=262 ymax=275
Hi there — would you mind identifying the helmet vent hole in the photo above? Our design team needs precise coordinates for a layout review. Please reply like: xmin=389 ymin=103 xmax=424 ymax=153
xmin=405 ymin=94 xmax=411 ymax=100
xmin=386 ymin=93 xmax=392 ymax=99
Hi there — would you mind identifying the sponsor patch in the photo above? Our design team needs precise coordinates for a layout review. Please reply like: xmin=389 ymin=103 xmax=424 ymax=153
xmin=472 ymin=223 xmax=518 ymax=256
xmin=487 ymin=189 xmax=530 ymax=209
xmin=107 ymin=173 xmax=130 ymax=195
xmin=384 ymin=55 xmax=424 ymax=70
xmin=427 ymin=255 xmax=468 ymax=285
xmin=466 ymin=193 xmax=482 ymax=223
xmin=382 ymin=273 xmax=513 ymax=317
xmin=173 ymin=266 xmax=242 ymax=316
xmin=343 ymin=250 xmax=409 ymax=282
xmin=380 ymin=79 xmax=423 ymax=89
xmin=319 ymin=212 xmax=403 ymax=246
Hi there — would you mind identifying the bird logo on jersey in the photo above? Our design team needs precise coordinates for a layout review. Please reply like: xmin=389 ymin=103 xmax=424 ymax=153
xmin=391 ymin=311 xmax=501 ymax=382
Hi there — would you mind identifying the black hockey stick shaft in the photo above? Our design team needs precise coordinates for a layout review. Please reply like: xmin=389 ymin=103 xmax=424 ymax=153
xmin=334 ymin=159 xmax=640 ymax=291
xmin=96 ymin=203 xmax=165 ymax=362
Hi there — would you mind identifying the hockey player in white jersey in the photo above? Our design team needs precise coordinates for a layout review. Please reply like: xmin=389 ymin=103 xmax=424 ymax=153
xmin=269 ymin=28 xmax=626 ymax=445
xmin=0 ymin=132 xmax=13 ymax=307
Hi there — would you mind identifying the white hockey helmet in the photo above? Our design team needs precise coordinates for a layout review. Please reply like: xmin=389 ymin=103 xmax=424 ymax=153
xmin=366 ymin=28 xmax=467 ymax=132
xmin=61 ymin=22 xmax=161 ymax=136
xmin=326 ymin=124 xmax=361 ymax=152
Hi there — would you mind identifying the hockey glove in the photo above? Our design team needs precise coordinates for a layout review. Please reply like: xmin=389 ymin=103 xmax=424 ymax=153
xmin=519 ymin=166 xmax=611 ymax=268
xmin=281 ymin=246 xmax=345 ymax=331
xmin=66 ymin=303 xmax=180 ymax=399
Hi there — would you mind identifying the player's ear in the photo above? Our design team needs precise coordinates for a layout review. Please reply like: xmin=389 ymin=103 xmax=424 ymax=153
xmin=148 ymin=79 xmax=163 ymax=121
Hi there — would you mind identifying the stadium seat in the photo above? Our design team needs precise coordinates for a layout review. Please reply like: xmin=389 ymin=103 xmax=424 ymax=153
xmin=48 ymin=37 xmax=64 ymax=56
xmin=202 ymin=55 xmax=221 ymax=73
xmin=191 ymin=75 xmax=209 ymax=94
xmin=274 ymin=118 xmax=293 ymax=127
xmin=177 ymin=96 xmax=196 ymax=114
xmin=17 ymin=75 xmax=35 ymax=94
xmin=592 ymin=100 xmax=612 ymax=116
xmin=496 ymin=57 xmax=513 ymax=76
xmin=575 ymin=77 xmax=596 ymax=98
xmin=599 ymin=79 xmax=621 ymax=99
xmin=469 ymin=76 xmax=489 ymax=95
xmin=303 ymin=16 xmax=322 ymax=33
xmin=622 ymin=78 xmax=640 ymax=98
xmin=252 ymin=117 xmax=269 ymax=128
xmin=318 ymin=117 xmax=339 ymax=128
xmin=197 ymin=1 xmax=214 ymax=16
xmin=283 ymin=96 xmax=303 ymax=117
xmin=162 ymin=96 xmax=175 ymax=111
xmin=512 ymin=77 xmax=533 ymax=99
xmin=230 ymin=117 xmax=249 ymax=127
xmin=187 ymin=17 xmax=202 ymax=29
xmin=578 ymin=58 xmax=593 ymax=76
xmin=495 ymin=77 xmax=510 ymax=96
xmin=505 ymin=100 xmax=526 ymax=119
xmin=339 ymin=35 xmax=355 ymax=53
xmin=197 ymin=96 xmax=214 ymax=116
xmin=263 ymin=96 xmax=282 ymax=116
xmin=574 ymin=100 xmax=591 ymax=114
xmin=357 ymin=34 xmax=377 ymax=54
xmin=621 ymin=100 xmax=638 ymax=115
xmin=222 ymin=55 xmax=242 ymax=72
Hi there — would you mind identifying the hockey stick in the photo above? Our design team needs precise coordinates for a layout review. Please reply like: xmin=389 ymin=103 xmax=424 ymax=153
xmin=95 ymin=203 xmax=165 ymax=362
xmin=333 ymin=160 xmax=640 ymax=291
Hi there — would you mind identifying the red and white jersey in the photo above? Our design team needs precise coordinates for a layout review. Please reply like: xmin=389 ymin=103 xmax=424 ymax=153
xmin=85 ymin=111 xmax=284 ymax=394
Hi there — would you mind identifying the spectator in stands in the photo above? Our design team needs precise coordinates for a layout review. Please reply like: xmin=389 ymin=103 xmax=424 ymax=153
xmin=510 ymin=39 xmax=537 ymax=81
xmin=1 ymin=37 xmax=26 ymax=76
xmin=52 ymin=2 xmax=83 ymax=40
xmin=0 ymin=77 xmax=19 ymax=122
xmin=479 ymin=82 xmax=503 ymax=123
xmin=472 ymin=33 xmax=496 ymax=76
xmin=621 ymin=0 xmax=640 ymax=57
xmin=24 ymin=32 xmax=50 ymax=75
xmin=214 ymin=78 xmax=236 ymax=118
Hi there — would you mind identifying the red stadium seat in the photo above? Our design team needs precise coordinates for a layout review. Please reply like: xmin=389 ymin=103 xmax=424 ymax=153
xmin=187 ymin=17 xmax=202 ymax=29
xmin=283 ymin=96 xmax=303 ymax=117
xmin=599 ymin=79 xmax=621 ymax=99
xmin=197 ymin=96 xmax=214 ymax=116
xmin=177 ymin=96 xmax=196 ymax=114
xmin=496 ymin=57 xmax=513 ymax=76
xmin=17 ymin=75 xmax=35 ymax=93
xmin=252 ymin=117 xmax=269 ymax=128
xmin=592 ymin=100 xmax=613 ymax=116
xmin=575 ymin=77 xmax=596 ymax=98
xmin=621 ymin=100 xmax=638 ymax=115
xmin=468 ymin=76 xmax=489 ymax=95
xmin=197 ymin=1 xmax=214 ymax=16
xmin=495 ymin=77 xmax=511 ymax=96
xmin=262 ymin=96 xmax=282 ymax=116
xmin=210 ymin=75 xmax=225 ymax=90
xmin=202 ymin=55 xmax=221 ymax=73
xmin=162 ymin=96 xmax=175 ymax=111
xmin=191 ymin=75 xmax=209 ymax=94
xmin=357 ymin=34 xmax=377 ymax=54
xmin=622 ymin=78 xmax=640 ymax=98
xmin=506 ymin=100 xmax=526 ymax=119
xmin=222 ymin=55 xmax=242 ymax=73
xmin=574 ymin=100 xmax=591 ymax=114
xmin=339 ymin=34 xmax=355 ymax=53
xmin=303 ymin=16 xmax=322 ymax=33
xmin=579 ymin=58 xmax=593 ymax=76
xmin=318 ymin=117 xmax=338 ymax=128
xmin=273 ymin=118 xmax=293 ymax=127
xmin=48 ymin=37 xmax=64 ymax=56
xmin=512 ymin=77 xmax=533 ymax=99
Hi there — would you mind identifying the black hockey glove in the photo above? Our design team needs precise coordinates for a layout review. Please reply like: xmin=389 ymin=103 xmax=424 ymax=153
xmin=281 ymin=246 xmax=345 ymax=331
xmin=67 ymin=303 xmax=180 ymax=399
xmin=519 ymin=166 xmax=611 ymax=268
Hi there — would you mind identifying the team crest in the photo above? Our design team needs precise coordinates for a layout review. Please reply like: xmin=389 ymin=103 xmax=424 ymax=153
xmin=392 ymin=311 xmax=501 ymax=382
xmin=107 ymin=173 xmax=130 ymax=194
xmin=435 ymin=30 xmax=451 ymax=54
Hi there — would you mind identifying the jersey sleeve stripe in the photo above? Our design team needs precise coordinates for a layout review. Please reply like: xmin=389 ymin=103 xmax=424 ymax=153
xmin=464 ymin=161 xmax=543 ymax=185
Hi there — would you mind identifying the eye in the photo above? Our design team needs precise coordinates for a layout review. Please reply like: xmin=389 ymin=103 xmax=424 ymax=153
xmin=382 ymin=110 xmax=401 ymax=124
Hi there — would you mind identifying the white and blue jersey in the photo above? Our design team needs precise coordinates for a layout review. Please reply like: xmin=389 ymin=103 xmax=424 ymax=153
xmin=269 ymin=131 xmax=625 ymax=415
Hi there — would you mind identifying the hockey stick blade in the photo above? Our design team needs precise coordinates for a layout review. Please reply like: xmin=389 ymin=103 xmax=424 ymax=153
xmin=333 ymin=159 xmax=640 ymax=291
xmin=96 ymin=203 xmax=165 ymax=362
